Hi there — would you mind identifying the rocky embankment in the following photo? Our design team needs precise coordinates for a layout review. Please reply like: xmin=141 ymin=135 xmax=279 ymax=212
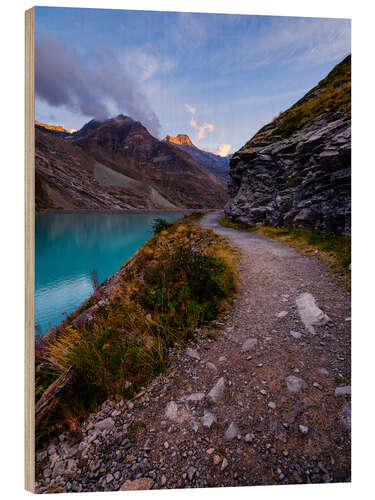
xmin=225 ymin=56 xmax=351 ymax=235
xmin=35 ymin=212 xmax=351 ymax=493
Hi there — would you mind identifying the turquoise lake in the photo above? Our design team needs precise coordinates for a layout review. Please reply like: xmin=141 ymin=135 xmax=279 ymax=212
xmin=35 ymin=212 xmax=183 ymax=335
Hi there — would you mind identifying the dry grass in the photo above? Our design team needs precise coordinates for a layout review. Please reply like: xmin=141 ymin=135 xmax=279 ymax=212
xmin=249 ymin=55 xmax=351 ymax=146
xmin=219 ymin=215 xmax=351 ymax=289
xmin=35 ymin=214 xmax=237 ymax=442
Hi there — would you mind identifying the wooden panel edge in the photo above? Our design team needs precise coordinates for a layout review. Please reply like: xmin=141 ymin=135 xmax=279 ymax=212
xmin=25 ymin=6 xmax=35 ymax=494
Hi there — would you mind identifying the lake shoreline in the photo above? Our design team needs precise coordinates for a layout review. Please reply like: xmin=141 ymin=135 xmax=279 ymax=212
xmin=36 ymin=208 xmax=216 ymax=215
xmin=35 ymin=211 xmax=187 ymax=334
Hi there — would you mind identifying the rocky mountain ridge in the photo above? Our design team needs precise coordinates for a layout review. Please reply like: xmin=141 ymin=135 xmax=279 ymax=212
xmin=225 ymin=56 xmax=351 ymax=234
xmin=163 ymin=134 xmax=230 ymax=180
xmin=163 ymin=134 xmax=194 ymax=146
xmin=35 ymin=120 xmax=72 ymax=137
xmin=35 ymin=115 xmax=228 ymax=211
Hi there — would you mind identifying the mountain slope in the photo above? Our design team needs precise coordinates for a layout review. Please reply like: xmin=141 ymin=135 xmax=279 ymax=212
xmin=35 ymin=128 xmax=175 ymax=211
xmin=71 ymin=115 xmax=227 ymax=208
xmin=163 ymin=134 xmax=230 ymax=179
xmin=225 ymin=55 xmax=351 ymax=235
xmin=35 ymin=115 xmax=228 ymax=212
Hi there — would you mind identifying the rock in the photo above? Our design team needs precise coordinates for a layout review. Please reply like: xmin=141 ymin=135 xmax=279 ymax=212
xmin=299 ymin=425 xmax=309 ymax=434
xmin=187 ymin=466 xmax=196 ymax=481
xmin=191 ymin=420 xmax=199 ymax=432
xmin=165 ymin=401 xmax=178 ymax=420
xmin=164 ymin=441 xmax=169 ymax=449
xmin=213 ymin=455 xmax=222 ymax=465
xmin=241 ymin=338 xmax=257 ymax=352
xmin=207 ymin=377 xmax=225 ymax=403
xmin=341 ymin=403 xmax=351 ymax=430
xmin=317 ymin=368 xmax=329 ymax=376
xmin=183 ymin=392 xmax=205 ymax=402
xmin=268 ymin=401 xmax=276 ymax=409
xmin=164 ymin=400 xmax=190 ymax=423
xmin=290 ymin=331 xmax=302 ymax=339
xmin=285 ymin=375 xmax=307 ymax=393
xmin=206 ymin=362 xmax=217 ymax=372
xmin=296 ymin=293 xmax=330 ymax=334
xmin=206 ymin=448 xmax=215 ymax=455
xmin=202 ymin=411 xmax=216 ymax=428
xmin=225 ymin=422 xmax=240 ymax=440
xmin=335 ymin=385 xmax=351 ymax=396
xmin=106 ymin=473 xmax=113 ymax=483
xmin=161 ymin=475 xmax=167 ymax=486
xmin=120 ymin=478 xmax=154 ymax=490
xmin=95 ymin=417 xmax=115 ymax=431
xmin=219 ymin=356 xmax=227 ymax=362
xmin=186 ymin=348 xmax=200 ymax=360
xmin=277 ymin=311 xmax=288 ymax=318
xmin=221 ymin=458 xmax=229 ymax=471
xmin=313 ymin=382 xmax=323 ymax=390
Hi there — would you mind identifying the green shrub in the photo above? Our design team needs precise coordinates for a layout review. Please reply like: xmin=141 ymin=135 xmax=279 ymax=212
xmin=133 ymin=243 xmax=234 ymax=333
xmin=151 ymin=218 xmax=172 ymax=234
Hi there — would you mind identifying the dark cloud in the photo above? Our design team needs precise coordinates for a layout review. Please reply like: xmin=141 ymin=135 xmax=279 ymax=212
xmin=35 ymin=37 xmax=161 ymax=136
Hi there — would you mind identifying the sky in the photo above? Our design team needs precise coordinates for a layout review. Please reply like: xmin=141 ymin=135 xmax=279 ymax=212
xmin=35 ymin=7 xmax=351 ymax=155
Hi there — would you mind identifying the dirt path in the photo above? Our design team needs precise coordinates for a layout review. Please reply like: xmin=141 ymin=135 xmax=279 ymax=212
xmin=36 ymin=212 xmax=351 ymax=493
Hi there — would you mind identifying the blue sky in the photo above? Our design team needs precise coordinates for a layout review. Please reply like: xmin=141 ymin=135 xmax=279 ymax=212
xmin=35 ymin=7 xmax=350 ymax=155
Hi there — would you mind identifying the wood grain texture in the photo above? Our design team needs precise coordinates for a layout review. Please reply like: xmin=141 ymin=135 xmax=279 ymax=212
xmin=25 ymin=7 xmax=35 ymax=493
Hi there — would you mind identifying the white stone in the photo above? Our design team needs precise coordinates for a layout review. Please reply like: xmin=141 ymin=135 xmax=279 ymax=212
xmin=202 ymin=411 xmax=216 ymax=428
xmin=290 ymin=331 xmax=302 ymax=339
xmin=241 ymin=338 xmax=258 ymax=352
xmin=165 ymin=401 xmax=178 ymax=420
xmin=183 ymin=392 xmax=205 ymax=402
xmin=95 ymin=417 xmax=115 ymax=431
xmin=299 ymin=425 xmax=309 ymax=434
xmin=277 ymin=311 xmax=288 ymax=318
xmin=296 ymin=292 xmax=330 ymax=334
xmin=207 ymin=377 xmax=225 ymax=403
xmin=186 ymin=348 xmax=200 ymax=360
xmin=285 ymin=375 xmax=307 ymax=393
xmin=335 ymin=385 xmax=351 ymax=396
xmin=225 ymin=422 xmax=240 ymax=440
xmin=221 ymin=458 xmax=229 ymax=470
xmin=268 ymin=401 xmax=276 ymax=409
xmin=206 ymin=362 xmax=217 ymax=372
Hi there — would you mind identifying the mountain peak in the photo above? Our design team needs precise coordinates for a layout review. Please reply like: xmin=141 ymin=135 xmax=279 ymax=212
xmin=163 ymin=134 xmax=195 ymax=147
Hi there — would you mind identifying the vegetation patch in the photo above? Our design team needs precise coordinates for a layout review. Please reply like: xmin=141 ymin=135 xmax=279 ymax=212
xmin=219 ymin=215 xmax=350 ymax=288
xmin=35 ymin=214 xmax=236 ymax=443
xmin=249 ymin=55 xmax=351 ymax=145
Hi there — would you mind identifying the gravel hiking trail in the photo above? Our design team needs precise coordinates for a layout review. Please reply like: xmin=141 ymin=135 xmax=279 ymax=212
xmin=36 ymin=211 xmax=351 ymax=493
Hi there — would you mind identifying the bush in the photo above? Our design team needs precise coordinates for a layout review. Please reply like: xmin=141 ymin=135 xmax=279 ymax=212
xmin=151 ymin=218 xmax=172 ymax=235
xmin=133 ymin=243 xmax=235 ymax=333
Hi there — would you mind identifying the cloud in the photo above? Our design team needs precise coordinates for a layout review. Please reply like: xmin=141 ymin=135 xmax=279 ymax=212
xmin=35 ymin=37 xmax=161 ymax=136
xmin=190 ymin=117 xmax=214 ymax=141
xmin=121 ymin=49 xmax=174 ymax=82
xmin=185 ymin=104 xmax=196 ymax=114
xmin=216 ymin=144 xmax=231 ymax=157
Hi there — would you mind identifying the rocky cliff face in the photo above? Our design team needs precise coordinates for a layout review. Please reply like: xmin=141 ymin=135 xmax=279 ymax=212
xmin=163 ymin=134 xmax=194 ymax=146
xmin=225 ymin=56 xmax=351 ymax=235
